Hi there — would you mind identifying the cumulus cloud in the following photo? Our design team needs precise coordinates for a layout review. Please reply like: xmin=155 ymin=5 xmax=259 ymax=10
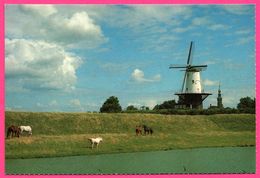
xmin=20 ymin=4 xmax=57 ymax=17
xmin=48 ymin=11 xmax=107 ymax=48
xmin=131 ymin=69 xmax=161 ymax=83
xmin=6 ymin=5 xmax=107 ymax=49
xmin=5 ymin=38 xmax=82 ymax=91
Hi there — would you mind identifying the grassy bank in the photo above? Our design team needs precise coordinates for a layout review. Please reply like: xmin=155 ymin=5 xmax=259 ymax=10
xmin=5 ymin=112 xmax=255 ymax=159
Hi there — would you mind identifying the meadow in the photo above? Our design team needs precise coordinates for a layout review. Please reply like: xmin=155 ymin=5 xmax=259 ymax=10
xmin=5 ymin=112 xmax=255 ymax=159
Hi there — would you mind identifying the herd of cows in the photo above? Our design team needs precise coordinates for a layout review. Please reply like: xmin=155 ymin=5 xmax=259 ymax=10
xmin=6 ymin=124 xmax=154 ymax=149
xmin=88 ymin=125 xmax=154 ymax=149
xmin=6 ymin=125 xmax=32 ymax=138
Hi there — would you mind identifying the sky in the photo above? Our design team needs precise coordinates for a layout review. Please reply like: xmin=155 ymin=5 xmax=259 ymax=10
xmin=5 ymin=4 xmax=255 ymax=112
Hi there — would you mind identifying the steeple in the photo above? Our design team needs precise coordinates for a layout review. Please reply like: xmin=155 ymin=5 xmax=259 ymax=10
xmin=217 ymin=82 xmax=223 ymax=108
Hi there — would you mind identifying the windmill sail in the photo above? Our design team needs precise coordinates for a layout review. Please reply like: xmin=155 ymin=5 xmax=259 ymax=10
xmin=187 ymin=41 xmax=193 ymax=65
xmin=170 ymin=41 xmax=208 ymax=92
xmin=169 ymin=41 xmax=212 ymax=109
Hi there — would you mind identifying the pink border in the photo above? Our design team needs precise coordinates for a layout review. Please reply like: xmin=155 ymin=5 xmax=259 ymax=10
xmin=0 ymin=0 xmax=258 ymax=177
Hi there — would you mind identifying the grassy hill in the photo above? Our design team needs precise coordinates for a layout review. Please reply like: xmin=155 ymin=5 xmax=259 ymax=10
xmin=5 ymin=112 xmax=255 ymax=159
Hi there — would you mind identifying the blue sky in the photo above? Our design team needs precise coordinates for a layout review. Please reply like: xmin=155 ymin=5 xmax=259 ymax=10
xmin=5 ymin=4 xmax=255 ymax=112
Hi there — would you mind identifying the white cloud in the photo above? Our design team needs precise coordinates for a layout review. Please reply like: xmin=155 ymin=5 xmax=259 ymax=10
xmin=208 ymin=24 xmax=229 ymax=31
xmin=224 ymin=35 xmax=254 ymax=47
xmin=5 ymin=106 xmax=13 ymax=111
xmin=6 ymin=5 xmax=107 ymax=49
xmin=93 ymin=5 xmax=191 ymax=51
xmin=97 ymin=5 xmax=191 ymax=30
xmin=235 ymin=29 xmax=251 ymax=35
xmin=173 ymin=17 xmax=212 ymax=33
xmin=5 ymin=38 xmax=82 ymax=91
xmin=127 ymin=102 xmax=142 ymax=107
xmin=223 ymin=59 xmax=245 ymax=70
xmin=20 ymin=4 xmax=57 ymax=17
xmin=36 ymin=102 xmax=44 ymax=107
xmin=173 ymin=22 xmax=229 ymax=33
xmin=202 ymin=60 xmax=217 ymax=65
xmin=192 ymin=17 xmax=211 ymax=26
xmin=203 ymin=79 xmax=219 ymax=86
xmin=173 ymin=26 xmax=193 ymax=33
xmin=131 ymin=69 xmax=161 ymax=83
xmin=221 ymin=5 xmax=253 ymax=15
xmin=132 ymin=5 xmax=192 ymax=23
xmin=205 ymin=87 xmax=255 ymax=109
xmin=67 ymin=12 xmax=96 ymax=30
xmin=127 ymin=99 xmax=158 ymax=109
xmin=5 ymin=5 xmax=193 ymax=52
xmin=132 ymin=69 xmax=146 ymax=82
xmin=144 ymin=99 xmax=158 ymax=109
xmin=153 ymin=74 xmax=161 ymax=81
xmin=223 ymin=96 xmax=237 ymax=106
xmin=51 ymin=11 xmax=107 ymax=48
xmin=70 ymin=99 xmax=81 ymax=107
xmin=237 ymin=36 xmax=254 ymax=45
xmin=189 ymin=16 xmax=230 ymax=32
xmin=69 ymin=99 xmax=85 ymax=111
xmin=99 ymin=62 xmax=132 ymax=73
xmin=49 ymin=100 xmax=58 ymax=106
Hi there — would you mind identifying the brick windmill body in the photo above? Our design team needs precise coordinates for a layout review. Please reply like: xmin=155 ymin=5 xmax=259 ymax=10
xmin=170 ymin=42 xmax=211 ymax=109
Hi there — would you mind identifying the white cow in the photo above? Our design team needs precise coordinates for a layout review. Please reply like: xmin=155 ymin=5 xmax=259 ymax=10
xmin=19 ymin=126 xmax=32 ymax=136
xmin=88 ymin=137 xmax=103 ymax=149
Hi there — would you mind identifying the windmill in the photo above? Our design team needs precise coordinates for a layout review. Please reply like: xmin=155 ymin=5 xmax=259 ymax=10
xmin=169 ymin=41 xmax=211 ymax=109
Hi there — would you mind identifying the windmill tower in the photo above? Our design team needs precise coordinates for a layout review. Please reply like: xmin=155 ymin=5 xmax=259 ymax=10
xmin=169 ymin=41 xmax=211 ymax=109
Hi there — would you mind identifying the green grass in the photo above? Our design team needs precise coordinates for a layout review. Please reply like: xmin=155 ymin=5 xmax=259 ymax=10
xmin=5 ymin=112 xmax=255 ymax=159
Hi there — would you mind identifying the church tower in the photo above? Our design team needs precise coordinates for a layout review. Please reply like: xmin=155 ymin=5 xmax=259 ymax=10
xmin=217 ymin=83 xmax=223 ymax=108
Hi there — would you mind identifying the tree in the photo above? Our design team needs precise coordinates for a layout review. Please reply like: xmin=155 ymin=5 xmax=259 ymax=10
xmin=237 ymin=97 xmax=255 ymax=109
xmin=126 ymin=105 xmax=138 ymax=111
xmin=100 ymin=96 xmax=122 ymax=113
xmin=153 ymin=100 xmax=176 ymax=110
xmin=140 ymin=106 xmax=149 ymax=111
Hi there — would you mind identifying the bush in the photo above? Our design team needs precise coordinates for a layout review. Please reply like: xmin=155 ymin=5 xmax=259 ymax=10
xmin=153 ymin=108 xmax=247 ymax=115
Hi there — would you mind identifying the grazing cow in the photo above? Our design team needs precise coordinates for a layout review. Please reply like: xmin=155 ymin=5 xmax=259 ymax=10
xmin=19 ymin=126 xmax=32 ymax=136
xmin=143 ymin=125 xmax=153 ymax=135
xmin=135 ymin=125 xmax=142 ymax=136
xmin=6 ymin=125 xmax=21 ymax=139
xmin=88 ymin=137 xmax=103 ymax=149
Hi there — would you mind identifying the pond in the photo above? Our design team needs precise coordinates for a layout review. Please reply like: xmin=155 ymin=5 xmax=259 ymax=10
xmin=6 ymin=147 xmax=255 ymax=174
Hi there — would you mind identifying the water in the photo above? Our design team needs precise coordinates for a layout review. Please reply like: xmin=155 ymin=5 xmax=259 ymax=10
xmin=6 ymin=147 xmax=255 ymax=174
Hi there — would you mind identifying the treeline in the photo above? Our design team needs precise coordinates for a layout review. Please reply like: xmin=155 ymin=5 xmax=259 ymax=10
xmin=99 ymin=96 xmax=255 ymax=115
xmin=122 ymin=108 xmax=255 ymax=115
